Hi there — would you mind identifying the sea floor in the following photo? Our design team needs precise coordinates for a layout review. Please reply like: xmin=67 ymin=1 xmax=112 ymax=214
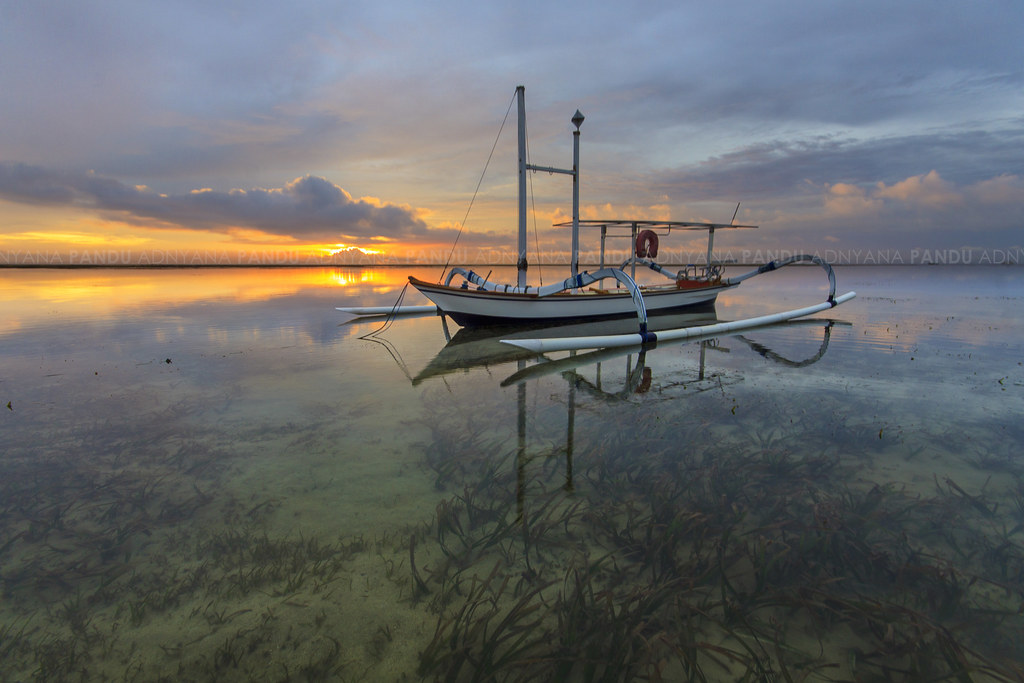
xmin=1 ymin=265 xmax=1023 ymax=681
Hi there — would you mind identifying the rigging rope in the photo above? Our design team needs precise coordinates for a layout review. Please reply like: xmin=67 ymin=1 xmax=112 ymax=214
xmin=360 ymin=282 xmax=409 ymax=340
xmin=438 ymin=89 xmax=518 ymax=283
xmin=526 ymin=119 xmax=544 ymax=286
xmin=356 ymin=283 xmax=416 ymax=381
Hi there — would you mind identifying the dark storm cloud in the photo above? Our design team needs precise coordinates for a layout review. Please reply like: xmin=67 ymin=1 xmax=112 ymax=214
xmin=0 ymin=163 xmax=445 ymax=242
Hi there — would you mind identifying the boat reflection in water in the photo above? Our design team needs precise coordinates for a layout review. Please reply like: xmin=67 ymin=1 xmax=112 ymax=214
xmin=411 ymin=307 xmax=717 ymax=385
xmin=400 ymin=308 xmax=842 ymax=387
xmin=355 ymin=310 xmax=847 ymax=519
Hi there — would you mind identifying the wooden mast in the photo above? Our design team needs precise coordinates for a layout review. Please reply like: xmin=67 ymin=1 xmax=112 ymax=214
xmin=516 ymin=86 xmax=528 ymax=289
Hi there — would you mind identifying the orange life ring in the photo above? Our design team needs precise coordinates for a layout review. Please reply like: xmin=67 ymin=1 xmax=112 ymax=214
xmin=635 ymin=229 xmax=659 ymax=258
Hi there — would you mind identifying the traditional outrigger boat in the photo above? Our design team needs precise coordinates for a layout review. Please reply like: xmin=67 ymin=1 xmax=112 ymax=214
xmin=339 ymin=86 xmax=855 ymax=351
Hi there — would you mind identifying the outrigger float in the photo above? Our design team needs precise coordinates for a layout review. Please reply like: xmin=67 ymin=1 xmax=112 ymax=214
xmin=338 ymin=86 xmax=855 ymax=351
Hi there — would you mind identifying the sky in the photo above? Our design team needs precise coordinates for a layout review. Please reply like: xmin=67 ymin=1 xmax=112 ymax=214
xmin=1 ymin=0 xmax=1022 ymax=267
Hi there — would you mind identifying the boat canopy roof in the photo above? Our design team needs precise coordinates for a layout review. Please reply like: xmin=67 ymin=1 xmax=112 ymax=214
xmin=553 ymin=219 xmax=758 ymax=232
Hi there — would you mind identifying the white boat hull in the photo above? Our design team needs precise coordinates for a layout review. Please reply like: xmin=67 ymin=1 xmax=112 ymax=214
xmin=409 ymin=276 xmax=734 ymax=326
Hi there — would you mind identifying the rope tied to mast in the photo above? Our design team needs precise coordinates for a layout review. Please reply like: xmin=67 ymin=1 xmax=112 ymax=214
xmin=360 ymin=282 xmax=410 ymax=340
xmin=438 ymin=90 xmax=519 ymax=283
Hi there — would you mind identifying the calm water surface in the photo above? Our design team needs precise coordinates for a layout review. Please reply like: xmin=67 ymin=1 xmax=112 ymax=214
xmin=2 ymin=265 xmax=1023 ymax=681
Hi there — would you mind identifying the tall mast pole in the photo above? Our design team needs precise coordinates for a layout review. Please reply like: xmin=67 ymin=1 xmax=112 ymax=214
xmin=516 ymin=86 xmax=528 ymax=288
xmin=571 ymin=109 xmax=584 ymax=279
xmin=706 ymin=227 xmax=715 ymax=270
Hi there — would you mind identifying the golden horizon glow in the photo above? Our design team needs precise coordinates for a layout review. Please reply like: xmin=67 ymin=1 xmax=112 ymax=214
xmin=320 ymin=244 xmax=385 ymax=257
xmin=1 ymin=230 xmax=156 ymax=246
xmin=0 ymin=266 xmax=426 ymax=338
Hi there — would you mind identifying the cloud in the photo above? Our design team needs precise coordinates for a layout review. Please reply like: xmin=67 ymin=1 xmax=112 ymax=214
xmin=793 ymin=169 xmax=1024 ymax=252
xmin=875 ymin=171 xmax=961 ymax=206
xmin=968 ymin=174 xmax=1024 ymax=204
xmin=0 ymin=163 xmax=447 ymax=244
xmin=647 ymin=124 xmax=1024 ymax=205
xmin=823 ymin=183 xmax=881 ymax=216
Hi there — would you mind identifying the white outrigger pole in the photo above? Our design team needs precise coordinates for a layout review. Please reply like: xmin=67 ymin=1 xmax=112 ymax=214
xmin=501 ymin=291 xmax=856 ymax=353
xmin=500 ymin=253 xmax=858 ymax=353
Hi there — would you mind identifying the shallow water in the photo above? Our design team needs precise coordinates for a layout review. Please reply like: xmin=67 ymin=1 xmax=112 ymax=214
xmin=1 ymin=265 xmax=1023 ymax=680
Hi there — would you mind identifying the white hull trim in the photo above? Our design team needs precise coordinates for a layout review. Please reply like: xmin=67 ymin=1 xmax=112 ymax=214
xmin=409 ymin=277 xmax=734 ymax=325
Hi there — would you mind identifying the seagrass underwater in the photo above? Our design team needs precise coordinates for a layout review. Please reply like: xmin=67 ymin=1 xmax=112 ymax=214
xmin=1 ymin=265 xmax=1023 ymax=680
